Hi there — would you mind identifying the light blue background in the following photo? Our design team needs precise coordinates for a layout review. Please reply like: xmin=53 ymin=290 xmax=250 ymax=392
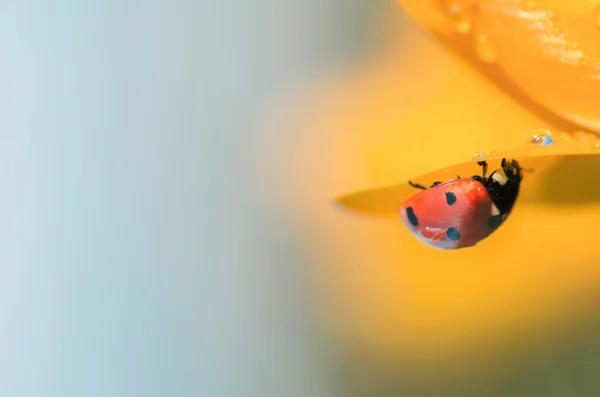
xmin=0 ymin=1 xmax=387 ymax=396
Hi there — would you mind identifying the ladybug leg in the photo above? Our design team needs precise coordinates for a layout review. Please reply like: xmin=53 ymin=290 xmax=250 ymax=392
xmin=408 ymin=180 xmax=427 ymax=190
xmin=430 ymin=181 xmax=442 ymax=188
xmin=477 ymin=160 xmax=488 ymax=180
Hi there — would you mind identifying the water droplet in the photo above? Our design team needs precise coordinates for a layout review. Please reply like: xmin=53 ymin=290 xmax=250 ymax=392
xmin=524 ymin=129 xmax=553 ymax=148
xmin=543 ymin=135 xmax=554 ymax=146
xmin=445 ymin=0 xmax=472 ymax=34
xmin=571 ymin=131 xmax=593 ymax=148
xmin=593 ymin=4 xmax=600 ymax=29
xmin=488 ymin=150 xmax=499 ymax=158
xmin=558 ymin=134 xmax=572 ymax=146
xmin=474 ymin=33 xmax=498 ymax=63
xmin=472 ymin=152 xmax=486 ymax=161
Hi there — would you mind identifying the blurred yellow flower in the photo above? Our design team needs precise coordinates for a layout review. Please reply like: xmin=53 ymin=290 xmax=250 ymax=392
xmin=254 ymin=0 xmax=600 ymax=390
xmin=401 ymin=0 xmax=600 ymax=132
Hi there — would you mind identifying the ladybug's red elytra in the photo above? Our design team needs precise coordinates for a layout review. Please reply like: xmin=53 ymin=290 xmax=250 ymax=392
xmin=400 ymin=158 xmax=523 ymax=249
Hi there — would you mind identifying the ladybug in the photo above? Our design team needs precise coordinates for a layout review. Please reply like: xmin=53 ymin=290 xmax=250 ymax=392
xmin=400 ymin=158 xmax=523 ymax=249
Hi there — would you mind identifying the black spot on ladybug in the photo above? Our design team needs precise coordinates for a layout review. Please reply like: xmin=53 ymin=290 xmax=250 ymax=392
xmin=445 ymin=192 xmax=457 ymax=206
xmin=447 ymin=227 xmax=461 ymax=241
xmin=487 ymin=214 xmax=503 ymax=229
xmin=406 ymin=207 xmax=419 ymax=226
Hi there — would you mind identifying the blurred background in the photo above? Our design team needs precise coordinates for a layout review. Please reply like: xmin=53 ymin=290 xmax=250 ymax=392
xmin=0 ymin=1 xmax=399 ymax=396
xmin=5 ymin=0 xmax=600 ymax=396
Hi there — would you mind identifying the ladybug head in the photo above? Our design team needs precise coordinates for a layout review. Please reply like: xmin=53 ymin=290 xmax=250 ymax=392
xmin=485 ymin=158 xmax=523 ymax=215
xmin=500 ymin=158 xmax=523 ymax=184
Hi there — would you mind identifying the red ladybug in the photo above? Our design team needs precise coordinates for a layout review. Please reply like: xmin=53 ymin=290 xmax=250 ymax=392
xmin=400 ymin=158 xmax=523 ymax=249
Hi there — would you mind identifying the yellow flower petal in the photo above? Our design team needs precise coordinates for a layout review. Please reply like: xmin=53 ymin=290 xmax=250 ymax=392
xmin=336 ymin=131 xmax=600 ymax=217
xmin=399 ymin=0 xmax=600 ymax=132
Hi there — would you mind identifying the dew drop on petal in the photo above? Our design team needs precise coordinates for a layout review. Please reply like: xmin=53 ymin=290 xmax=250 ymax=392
xmin=474 ymin=33 xmax=498 ymax=63
xmin=571 ymin=131 xmax=592 ymax=148
xmin=472 ymin=152 xmax=486 ymax=161
xmin=542 ymin=134 xmax=554 ymax=146
xmin=445 ymin=0 xmax=472 ymax=34
xmin=559 ymin=135 xmax=572 ymax=146
xmin=524 ymin=129 xmax=554 ymax=150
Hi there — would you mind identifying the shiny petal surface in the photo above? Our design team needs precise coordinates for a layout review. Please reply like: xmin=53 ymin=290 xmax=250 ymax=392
xmin=399 ymin=0 xmax=600 ymax=132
